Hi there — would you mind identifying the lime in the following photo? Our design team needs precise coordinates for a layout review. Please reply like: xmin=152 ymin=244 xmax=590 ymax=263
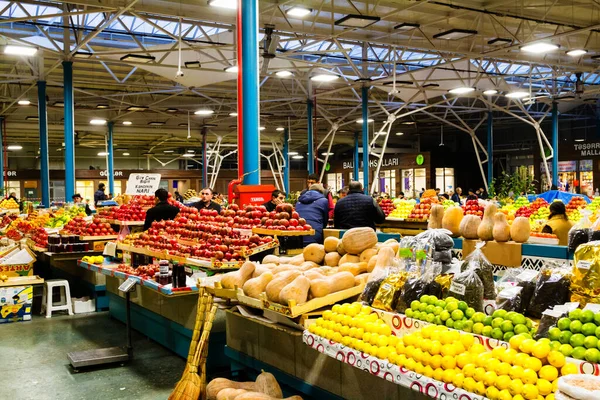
xmin=570 ymin=333 xmax=586 ymax=348
xmin=473 ymin=322 xmax=484 ymax=335
xmin=463 ymin=320 xmax=474 ymax=333
xmin=426 ymin=314 xmax=436 ymax=323
xmin=548 ymin=327 xmax=562 ymax=341
xmin=424 ymin=304 xmax=435 ymax=314
xmin=570 ymin=320 xmax=583 ymax=333
xmin=412 ymin=311 xmax=421 ymax=320
xmin=584 ymin=335 xmax=599 ymax=349
xmin=419 ymin=295 xmax=430 ymax=304
xmin=569 ymin=309 xmax=583 ymax=321
xmin=435 ymin=299 xmax=446 ymax=309
xmin=458 ymin=301 xmax=468 ymax=312
xmin=501 ymin=321 xmax=515 ymax=333
xmin=433 ymin=306 xmax=443 ymax=316
xmin=550 ymin=341 xmax=562 ymax=351
xmin=594 ymin=312 xmax=600 ymax=326
xmin=511 ymin=313 xmax=527 ymax=326
xmin=454 ymin=320 xmax=464 ymax=331
xmin=557 ymin=317 xmax=571 ymax=331
xmin=514 ymin=324 xmax=528 ymax=335
xmin=483 ymin=316 xmax=494 ymax=326
xmin=596 ymin=326 xmax=600 ymax=339
xmin=525 ymin=318 xmax=533 ymax=329
xmin=405 ymin=309 xmax=414 ymax=318
xmin=558 ymin=343 xmax=573 ymax=357
xmin=434 ymin=316 xmax=443 ymax=325
xmin=451 ymin=309 xmax=465 ymax=321
xmin=582 ymin=322 xmax=597 ymax=336
xmin=472 ymin=312 xmax=486 ymax=323
xmin=445 ymin=319 xmax=454 ymax=328
xmin=492 ymin=317 xmax=504 ymax=329
xmin=493 ymin=309 xmax=508 ymax=319
xmin=492 ymin=328 xmax=504 ymax=340
xmin=581 ymin=310 xmax=595 ymax=323
xmin=504 ymin=332 xmax=515 ymax=342
xmin=559 ymin=330 xmax=573 ymax=345
xmin=446 ymin=302 xmax=458 ymax=312
xmin=446 ymin=296 xmax=458 ymax=303
xmin=465 ymin=307 xmax=476 ymax=319
xmin=571 ymin=346 xmax=587 ymax=360
xmin=418 ymin=302 xmax=428 ymax=312
xmin=410 ymin=300 xmax=421 ymax=310
xmin=482 ymin=326 xmax=493 ymax=337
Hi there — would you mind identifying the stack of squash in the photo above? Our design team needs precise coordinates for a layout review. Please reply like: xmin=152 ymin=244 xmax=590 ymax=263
xmin=207 ymin=371 xmax=302 ymax=400
xmin=456 ymin=203 xmax=530 ymax=243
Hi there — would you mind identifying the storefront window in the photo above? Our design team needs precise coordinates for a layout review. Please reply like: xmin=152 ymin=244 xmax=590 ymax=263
xmin=415 ymin=168 xmax=427 ymax=196
xmin=326 ymin=173 xmax=343 ymax=194
xmin=435 ymin=168 xmax=455 ymax=194
xmin=5 ymin=181 xmax=20 ymax=199
xmin=50 ymin=181 xmax=65 ymax=203
xmin=580 ymin=160 xmax=594 ymax=196
xmin=76 ymin=181 xmax=95 ymax=202
xmin=159 ymin=180 xmax=169 ymax=191
xmin=378 ymin=170 xmax=396 ymax=197
xmin=402 ymin=169 xmax=415 ymax=198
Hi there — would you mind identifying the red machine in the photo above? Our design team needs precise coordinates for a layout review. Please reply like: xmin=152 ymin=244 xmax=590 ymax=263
xmin=228 ymin=181 xmax=276 ymax=207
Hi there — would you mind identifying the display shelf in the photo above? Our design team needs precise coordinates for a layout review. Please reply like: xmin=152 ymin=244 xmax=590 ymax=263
xmin=205 ymin=281 xmax=238 ymax=300
xmin=253 ymin=227 xmax=315 ymax=236
xmin=80 ymin=234 xmax=118 ymax=241
xmin=527 ymin=236 xmax=560 ymax=245
xmin=303 ymin=332 xmax=486 ymax=400
xmin=240 ymin=239 xmax=279 ymax=258
xmin=0 ymin=275 xmax=44 ymax=287
xmin=100 ymin=218 xmax=144 ymax=226
xmin=236 ymin=288 xmax=263 ymax=309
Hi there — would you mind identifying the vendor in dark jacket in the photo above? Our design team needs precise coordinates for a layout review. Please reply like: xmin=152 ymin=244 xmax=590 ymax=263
xmin=295 ymin=184 xmax=329 ymax=245
xmin=191 ymin=187 xmax=221 ymax=213
xmin=263 ymin=189 xmax=286 ymax=212
xmin=333 ymin=181 xmax=386 ymax=230
xmin=94 ymin=183 xmax=108 ymax=205
xmin=143 ymin=188 xmax=180 ymax=230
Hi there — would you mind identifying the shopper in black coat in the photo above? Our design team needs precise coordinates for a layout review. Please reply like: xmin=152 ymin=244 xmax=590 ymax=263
xmin=144 ymin=188 xmax=180 ymax=230
xmin=333 ymin=181 xmax=386 ymax=230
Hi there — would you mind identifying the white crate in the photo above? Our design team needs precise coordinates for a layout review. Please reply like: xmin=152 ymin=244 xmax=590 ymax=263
xmin=71 ymin=297 xmax=95 ymax=314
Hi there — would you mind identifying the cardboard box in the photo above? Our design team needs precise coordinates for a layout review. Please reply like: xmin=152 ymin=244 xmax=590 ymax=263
xmin=462 ymin=239 xmax=522 ymax=267
xmin=0 ymin=247 xmax=36 ymax=277
xmin=0 ymin=285 xmax=32 ymax=323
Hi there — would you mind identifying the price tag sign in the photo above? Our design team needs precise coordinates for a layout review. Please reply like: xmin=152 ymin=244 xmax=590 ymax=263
xmin=125 ymin=173 xmax=161 ymax=195
xmin=118 ymin=277 xmax=138 ymax=293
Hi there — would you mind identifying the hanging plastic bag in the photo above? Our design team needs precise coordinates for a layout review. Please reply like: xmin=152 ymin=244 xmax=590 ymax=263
xmin=415 ymin=229 xmax=454 ymax=251
xmin=494 ymin=268 xmax=539 ymax=313
xmin=449 ymin=263 xmax=484 ymax=311
xmin=526 ymin=262 xmax=572 ymax=318
xmin=460 ymin=242 xmax=496 ymax=300
xmin=360 ymin=247 xmax=400 ymax=305
xmin=568 ymin=210 xmax=593 ymax=251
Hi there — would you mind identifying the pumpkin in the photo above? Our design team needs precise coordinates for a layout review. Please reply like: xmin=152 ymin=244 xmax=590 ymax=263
xmin=442 ymin=206 xmax=464 ymax=237
xmin=359 ymin=248 xmax=378 ymax=263
xmin=243 ymin=272 xmax=274 ymax=299
xmin=336 ymin=241 xmax=347 ymax=256
xmin=428 ymin=204 xmax=445 ymax=229
xmin=207 ymin=378 xmax=257 ymax=400
xmin=299 ymin=261 xmax=319 ymax=271
xmin=338 ymin=254 xmax=360 ymax=265
xmin=367 ymin=255 xmax=378 ymax=273
xmin=338 ymin=262 xmax=368 ymax=276
xmin=221 ymin=262 xmax=256 ymax=289
xmin=217 ymin=389 xmax=248 ymax=400
xmin=255 ymin=371 xmax=283 ymax=398
xmin=265 ymin=271 xmax=301 ymax=303
xmin=492 ymin=212 xmax=511 ymax=242
xmin=324 ymin=252 xmax=341 ymax=267
xmin=323 ymin=236 xmax=339 ymax=253
xmin=252 ymin=265 xmax=270 ymax=278
xmin=309 ymin=271 xmax=355 ymax=298
xmin=341 ymin=227 xmax=378 ymax=255
xmin=279 ymin=275 xmax=311 ymax=305
xmin=460 ymin=214 xmax=481 ymax=239
xmin=477 ymin=203 xmax=498 ymax=241
xmin=510 ymin=216 xmax=531 ymax=243
xmin=271 ymin=265 xmax=294 ymax=275
xmin=262 ymin=255 xmax=280 ymax=265
xmin=303 ymin=243 xmax=325 ymax=264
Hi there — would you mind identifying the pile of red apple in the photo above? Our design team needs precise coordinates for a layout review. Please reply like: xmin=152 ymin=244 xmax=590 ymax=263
xmin=515 ymin=206 xmax=533 ymax=218
xmin=63 ymin=217 xmax=89 ymax=235
xmin=116 ymin=264 xmax=160 ymax=280
xmin=566 ymin=196 xmax=587 ymax=212
xmin=256 ymin=203 xmax=312 ymax=231
xmin=462 ymin=199 xmax=484 ymax=218
xmin=408 ymin=197 xmax=436 ymax=220
xmin=0 ymin=213 xmax=17 ymax=228
xmin=378 ymin=198 xmax=394 ymax=217
xmin=129 ymin=195 xmax=156 ymax=208
xmin=31 ymin=226 xmax=48 ymax=248
xmin=64 ymin=217 xmax=118 ymax=236
xmin=97 ymin=203 xmax=146 ymax=221
xmin=530 ymin=198 xmax=549 ymax=211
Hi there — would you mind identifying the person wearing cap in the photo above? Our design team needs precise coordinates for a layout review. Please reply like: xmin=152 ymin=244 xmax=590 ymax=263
xmin=72 ymin=194 xmax=92 ymax=216
xmin=94 ymin=183 xmax=108 ymax=206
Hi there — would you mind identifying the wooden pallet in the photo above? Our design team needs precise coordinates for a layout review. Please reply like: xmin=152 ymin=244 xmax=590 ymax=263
xmin=252 ymin=227 xmax=315 ymax=236
xmin=240 ymin=239 xmax=279 ymax=257
xmin=236 ymin=288 xmax=263 ymax=309
xmin=80 ymin=234 xmax=119 ymax=241
xmin=0 ymin=275 xmax=44 ymax=287
xmin=206 ymin=281 xmax=238 ymax=300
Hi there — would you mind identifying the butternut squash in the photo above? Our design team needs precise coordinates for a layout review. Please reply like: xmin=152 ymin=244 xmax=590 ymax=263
xmin=382 ymin=238 xmax=400 ymax=253
xmin=477 ymin=203 xmax=498 ymax=241
xmin=359 ymin=248 xmax=377 ymax=263
xmin=255 ymin=371 xmax=283 ymax=398
xmin=262 ymin=254 xmax=280 ymax=265
xmin=324 ymin=252 xmax=341 ymax=267
xmin=287 ymin=254 xmax=305 ymax=266
xmin=375 ymin=247 xmax=395 ymax=269
xmin=243 ymin=272 xmax=274 ymax=299
xmin=338 ymin=254 xmax=360 ymax=265
xmin=338 ymin=262 xmax=368 ymax=276
xmin=299 ymin=261 xmax=319 ymax=271
xmin=319 ymin=266 xmax=337 ymax=275
xmin=303 ymin=243 xmax=325 ymax=264
xmin=341 ymin=227 xmax=378 ymax=255
xmin=323 ymin=236 xmax=339 ymax=253
xmin=271 ymin=265 xmax=294 ymax=275
xmin=492 ymin=212 xmax=511 ymax=242
xmin=355 ymin=272 xmax=370 ymax=286
xmin=367 ymin=255 xmax=378 ymax=273
xmin=279 ymin=275 xmax=311 ymax=305
xmin=336 ymin=240 xmax=347 ymax=256
xmin=442 ymin=206 xmax=464 ymax=237
xmin=460 ymin=214 xmax=481 ymax=239
xmin=510 ymin=216 xmax=531 ymax=243
xmin=252 ymin=265 xmax=270 ymax=278
xmin=428 ymin=204 xmax=445 ymax=229
xmin=217 ymin=389 xmax=248 ymax=400
xmin=221 ymin=262 xmax=256 ymax=289
xmin=233 ymin=393 xmax=302 ymax=400
xmin=303 ymin=269 xmax=324 ymax=280
xmin=207 ymin=378 xmax=257 ymax=400
xmin=265 ymin=271 xmax=301 ymax=303
xmin=310 ymin=271 xmax=355 ymax=298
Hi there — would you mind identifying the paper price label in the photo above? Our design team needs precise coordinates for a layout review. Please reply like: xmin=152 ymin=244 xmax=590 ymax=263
xmin=450 ymin=281 xmax=466 ymax=296
xmin=118 ymin=277 xmax=138 ymax=292
xmin=583 ymin=303 xmax=600 ymax=312
xmin=577 ymin=260 xmax=592 ymax=270
xmin=125 ymin=173 xmax=161 ymax=195
xmin=517 ymin=269 xmax=538 ymax=282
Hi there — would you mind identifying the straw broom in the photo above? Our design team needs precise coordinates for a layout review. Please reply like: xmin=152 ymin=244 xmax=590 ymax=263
xmin=197 ymin=303 xmax=218 ymax=400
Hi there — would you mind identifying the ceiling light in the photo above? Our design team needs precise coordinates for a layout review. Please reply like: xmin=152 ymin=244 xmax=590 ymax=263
xmin=184 ymin=61 xmax=201 ymax=68
xmin=321 ymin=152 xmax=334 ymax=156
xmin=401 ymin=121 xmax=415 ymax=125
xmin=335 ymin=14 xmax=380 ymax=28
xmin=394 ymin=23 xmax=420 ymax=31
xmin=120 ymin=54 xmax=155 ymax=63
xmin=505 ymin=91 xmax=530 ymax=99
xmin=382 ymin=80 xmax=413 ymax=86
xmin=567 ymin=49 xmax=587 ymax=57
xmin=122 ymin=121 xmax=132 ymax=125
xmin=229 ymin=112 xmax=238 ymax=117
xmin=310 ymin=73 xmax=338 ymax=82
xmin=208 ymin=0 xmax=237 ymax=9
xmin=292 ymin=155 xmax=304 ymax=159
xmin=73 ymin=51 xmax=92 ymax=59
xmin=260 ymin=113 xmax=274 ymax=117
xmin=376 ymin=131 xmax=388 ymax=135
xmin=7 ymin=145 xmax=22 ymax=150
xmin=422 ymin=83 xmax=440 ymax=88
xmin=148 ymin=121 xmax=165 ymax=126
xmin=259 ymin=126 xmax=266 ymax=130
xmin=286 ymin=7 xmax=312 ymax=17
xmin=26 ymin=116 xmax=38 ymax=121
xmin=276 ymin=70 xmax=293 ymax=77
xmin=187 ymin=149 xmax=195 ymax=153
xmin=448 ymin=87 xmax=475 ymax=95
xmin=488 ymin=38 xmax=512 ymax=46
xmin=591 ymin=55 xmax=600 ymax=60
xmin=182 ymin=153 xmax=195 ymax=157
xmin=194 ymin=109 xmax=214 ymax=116
xmin=96 ymin=104 xmax=109 ymax=109
xmin=123 ymin=152 xmax=130 ymax=156
xmin=288 ymin=151 xmax=298 ymax=156
xmin=396 ymin=132 xmax=404 ymax=136
xmin=97 ymin=152 xmax=109 ymax=156
xmin=18 ymin=100 xmax=30 ymax=106
xmin=90 ymin=119 xmax=107 ymax=125
xmin=433 ymin=29 xmax=477 ymax=40
xmin=483 ymin=89 xmax=498 ymax=95
xmin=225 ymin=65 xmax=238 ymax=73
xmin=520 ymin=42 xmax=558 ymax=53
xmin=53 ymin=101 xmax=64 ymax=107
xmin=575 ymin=138 xmax=585 ymax=142
xmin=164 ymin=150 xmax=174 ymax=153
xmin=166 ymin=108 xmax=178 ymax=113
xmin=356 ymin=118 xmax=374 ymax=123
xmin=276 ymin=127 xmax=285 ymax=131
xmin=126 ymin=105 xmax=148 ymax=112
xmin=4 ymin=45 xmax=37 ymax=56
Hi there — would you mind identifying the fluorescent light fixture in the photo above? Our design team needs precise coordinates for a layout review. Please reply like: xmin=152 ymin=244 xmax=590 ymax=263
xmin=229 ymin=112 xmax=238 ymax=117
xmin=73 ymin=51 xmax=92 ymax=59
xmin=575 ymin=139 xmax=585 ymax=142
xmin=96 ymin=104 xmax=109 ymax=109
xmin=276 ymin=70 xmax=293 ymax=77
xmin=292 ymin=155 xmax=304 ymax=159
xmin=322 ymin=152 xmax=334 ymax=156
xmin=4 ymin=45 xmax=37 ymax=56
xmin=163 ymin=150 xmax=174 ymax=153
xmin=376 ymin=131 xmax=388 ymax=135
xmin=26 ymin=116 xmax=38 ymax=121
xmin=488 ymin=38 xmax=512 ymax=46
xmin=396 ymin=132 xmax=404 ymax=136
xmin=401 ymin=121 xmax=415 ymax=125
xmin=505 ymin=91 xmax=530 ymax=99
xmin=448 ymin=87 xmax=475 ymax=95
xmin=90 ymin=119 xmax=107 ymax=125
xmin=567 ymin=49 xmax=587 ymax=57
xmin=422 ymin=83 xmax=440 ymax=88
xmin=225 ymin=65 xmax=238 ymax=73
xmin=483 ymin=89 xmax=498 ymax=95
xmin=286 ymin=7 xmax=312 ymax=17
xmin=166 ymin=108 xmax=178 ymax=113
xmin=310 ymin=73 xmax=338 ymax=82
xmin=335 ymin=14 xmax=381 ymax=28
xmin=433 ymin=29 xmax=477 ymax=40
xmin=97 ymin=152 xmax=109 ymax=156
xmin=7 ymin=145 xmax=22 ymax=150
xmin=120 ymin=54 xmax=155 ymax=63
xmin=184 ymin=61 xmax=201 ymax=68
xmin=288 ymin=151 xmax=299 ymax=156
xmin=259 ymin=126 xmax=266 ymax=130
xmin=53 ymin=101 xmax=64 ymax=107
xmin=208 ymin=0 xmax=237 ymax=9
xmin=123 ymin=152 xmax=130 ymax=156
xmin=382 ymin=80 xmax=413 ymax=86
xmin=260 ymin=113 xmax=274 ymax=117
xmin=181 ymin=153 xmax=195 ymax=157
xmin=356 ymin=118 xmax=374 ymax=123
xmin=127 ymin=105 xmax=148 ymax=112
xmin=520 ymin=42 xmax=558 ymax=53
xmin=17 ymin=100 xmax=30 ymax=106
xmin=187 ymin=149 xmax=195 ymax=153
xmin=276 ymin=127 xmax=285 ymax=131
xmin=592 ymin=55 xmax=600 ymax=60
xmin=148 ymin=121 xmax=165 ymax=126
xmin=194 ymin=109 xmax=214 ymax=116
xmin=122 ymin=121 xmax=132 ymax=125
xmin=394 ymin=23 xmax=420 ymax=31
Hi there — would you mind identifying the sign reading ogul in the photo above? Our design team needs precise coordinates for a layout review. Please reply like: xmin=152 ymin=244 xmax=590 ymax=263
xmin=343 ymin=157 xmax=399 ymax=170
xmin=125 ymin=173 xmax=161 ymax=195
xmin=574 ymin=142 xmax=600 ymax=156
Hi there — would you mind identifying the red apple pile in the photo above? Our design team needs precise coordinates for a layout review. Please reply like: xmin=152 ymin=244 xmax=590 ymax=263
xmin=129 ymin=195 xmax=156 ymax=208
xmin=378 ymin=198 xmax=394 ymax=217
xmin=98 ymin=203 xmax=146 ymax=221
xmin=530 ymin=198 xmax=549 ymax=211
xmin=32 ymin=227 xmax=49 ymax=248
xmin=83 ymin=218 xmax=118 ymax=236
xmin=515 ymin=206 xmax=533 ymax=218
xmin=63 ymin=217 xmax=89 ymax=235
xmin=0 ymin=214 xmax=17 ymax=228
xmin=255 ymin=203 xmax=312 ymax=231
xmin=566 ymin=196 xmax=587 ymax=213
xmin=408 ymin=197 xmax=436 ymax=220
xmin=115 ymin=264 xmax=160 ymax=280
xmin=462 ymin=199 xmax=484 ymax=218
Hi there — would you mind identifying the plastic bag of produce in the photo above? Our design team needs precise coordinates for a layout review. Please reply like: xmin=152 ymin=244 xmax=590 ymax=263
xmin=449 ymin=263 xmax=484 ymax=311
xmin=568 ymin=210 xmax=592 ymax=251
xmin=395 ymin=263 xmax=441 ymax=313
xmin=495 ymin=268 xmax=539 ymax=313
xmin=495 ymin=286 xmax=523 ymax=312
xmin=433 ymin=249 xmax=452 ymax=264
xmin=360 ymin=249 xmax=401 ymax=305
xmin=526 ymin=263 xmax=572 ymax=318
xmin=571 ymin=241 xmax=600 ymax=306
xmin=415 ymin=229 xmax=454 ymax=250
xmin=371 ymin=269 xmax=409 ymax=311
xmin=557 ymin=374 xmax=600 ymax=400
xmin=460 ymin=242 xmax=496 ymax=300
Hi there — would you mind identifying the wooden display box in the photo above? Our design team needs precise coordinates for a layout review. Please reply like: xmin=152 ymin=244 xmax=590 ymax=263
xmin=462 ymin=239 xmax=522 ymax=267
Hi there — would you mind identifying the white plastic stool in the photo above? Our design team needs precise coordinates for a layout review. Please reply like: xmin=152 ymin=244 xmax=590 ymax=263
xmin=41 ymin=279 xmax=73 ymax=318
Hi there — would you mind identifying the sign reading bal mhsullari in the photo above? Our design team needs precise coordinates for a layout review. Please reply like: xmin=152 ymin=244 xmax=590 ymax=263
xmin=125 ymin=173 xmax=161 ymax=195
xmin=574 ymin=142 xmax=600 ymax=156
xmin=343 ymin=157 xmax=399 ymax=170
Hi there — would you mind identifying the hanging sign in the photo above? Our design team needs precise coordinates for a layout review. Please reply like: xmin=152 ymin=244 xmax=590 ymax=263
xmin=125 ymin=173 xmax=162 ymax=195
xmin=416 ymin=154 xmax=424 ymax=166
xmin=325 ymin=163 xmax=331 ymax=171
xmin=574 ymin=142 xmax=600 ymax=156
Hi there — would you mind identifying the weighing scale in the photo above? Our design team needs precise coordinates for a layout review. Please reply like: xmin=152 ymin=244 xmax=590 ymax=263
xmin=67 ymin=277 xmax=137 ymax=371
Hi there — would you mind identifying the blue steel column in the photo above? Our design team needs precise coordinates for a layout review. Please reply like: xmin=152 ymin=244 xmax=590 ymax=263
xmin=38 ymin=81 xmax=50 ymax=206
xmin=353 ymin=131 xmax=359 ymax=181
xmin=307 ymin=99 xmax=314 ymax=174
xmin=107 ymin=121 xmax=115 ymax=196
xmin=361 ymin=86 xmax=369 ymax=193
xmin=63 ymin=61 xmax=75 ymax=198
xmin=487 ymin=111 xmax=493 ymax=187
xmin=552 ymin=101 xmax=559 ymax=187
xmin=240 ymin=0 xmax=260 ymax=185
xmin=283 ymin=128 xmax=290 ymax=194
xmin=0 ymin=117 xmax=4 ymax=193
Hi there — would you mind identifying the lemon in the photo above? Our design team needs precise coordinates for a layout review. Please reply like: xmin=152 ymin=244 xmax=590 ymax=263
xmin=475 ymin=381 xmax=487 ymax=396
xmin=536 ymin=379 xmax=552 ymax=396
xmin=520 ymin=339 xmax=537 ymax=354
xmin=395 ymin=342 xmax=405 ymax=354
xmin=404 ymin=358 xmax=416 ymax=372
xmin=453 ymin=372 xmax=465 ymax=388
xmin=377 ymin=335 xmax=389 ymax=347
xmin=442 ymin=368 xmax=456 ymax=384
xmin=532 ymin=342 xmax=551 ymax=359
xmin=470 ymin=343 xmax=486 ymax=354
xmin=509 ymin=379 xmax=524 ymax=395
xmin=510 ymin=334 xmax=528 ymax=351
xmin=493 ymin=346 xmax=508 ymax=359
xmin=513 ymin=395 xmax=525 ymax=400
xmin=538 ymin=365 xmax=558 ymax=382
xmin=413 ymin=348 xmax=424 ymax=363
xmin=476 ymin=353 xmax=493 ymax=368
xmin=552 ymin=379 xmax=558 ymax=392
xmin=510 ymin=365 xmax=525 ymax=380
xmin=388 ymin=335 xmax=399 ymax=347
xmin=430 ymin=354 xmax=442 ymax=369
xmin=545 ymin=395 xmax=555 ymax=400
xmin=396 ymin=354 xmax=407 ymax=367
xmin=433 ymin=367 xmax=444 ymax=381
xmin=498 ymin=388 xmax=513 ymax=400
xmin=377 ymin=346 xmax=390 ymax=360
xmin=421 ymin=351 xmax=432 ymax=367
xmin=484 ymin=370 xmax=498 ymax=387
xmin=522 ymin=383 xmax=539 ymax=400
xmin=429 ymin=340 xmax=442 ymax=355
xmin=502 ymin=349 xmax=519 ymax=364
xmin=463 ymin=363 xmax=477 ymax=377
xmin=487 ymin=386 xmax=500 ymax=400
xmin=560 ymin=363 xmax=578 ymax=376
xmin=521 ymin=368 xmax=538 ymax=385
xmin=497 ymin=362 xmax=512 ymax=376
xmin=423 ymin=365 xmax=434 ymax=378
xmin=513 ymin=353 xmax=530 ymax=367
xmin=441 ymin=344 xmax=456 ymax=357
xmin=441 ymin=355 xmax=456 ymax=370
xmin=474 ymin=367 xmax=487 ymax=382
xmin=523 ymin=357 xmax=542 ymax=372
xmin=463 ymin=376 xmax=477 ymax=392
xmin=461 ymin=334 xmax=475 ymax=349
xmin=456 ymin=353 xmax=473 ymax=368
xmin=404 ymin=345 xmax=415 ymax=358
xmin=440 ymin=331 xmax=454 ymax=345
xmin=496 ymin=375 xmax=512 ymax=390
xmin=487 ymin=358 xmax=502 ymax=374
xmin=453 ymin=342 xmax=466 ymax=355
xmin=547 ymin=351 xmax=566 ymax=368
xmin=414 ymin=361 xmax=424 ymax=375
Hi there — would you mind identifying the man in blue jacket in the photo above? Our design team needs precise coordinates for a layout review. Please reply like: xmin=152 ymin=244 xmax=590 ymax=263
xmin=295 ymin=184 xmax=329 ymax=245
xmin=334 ymin=181 xmax=385 ymax=230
